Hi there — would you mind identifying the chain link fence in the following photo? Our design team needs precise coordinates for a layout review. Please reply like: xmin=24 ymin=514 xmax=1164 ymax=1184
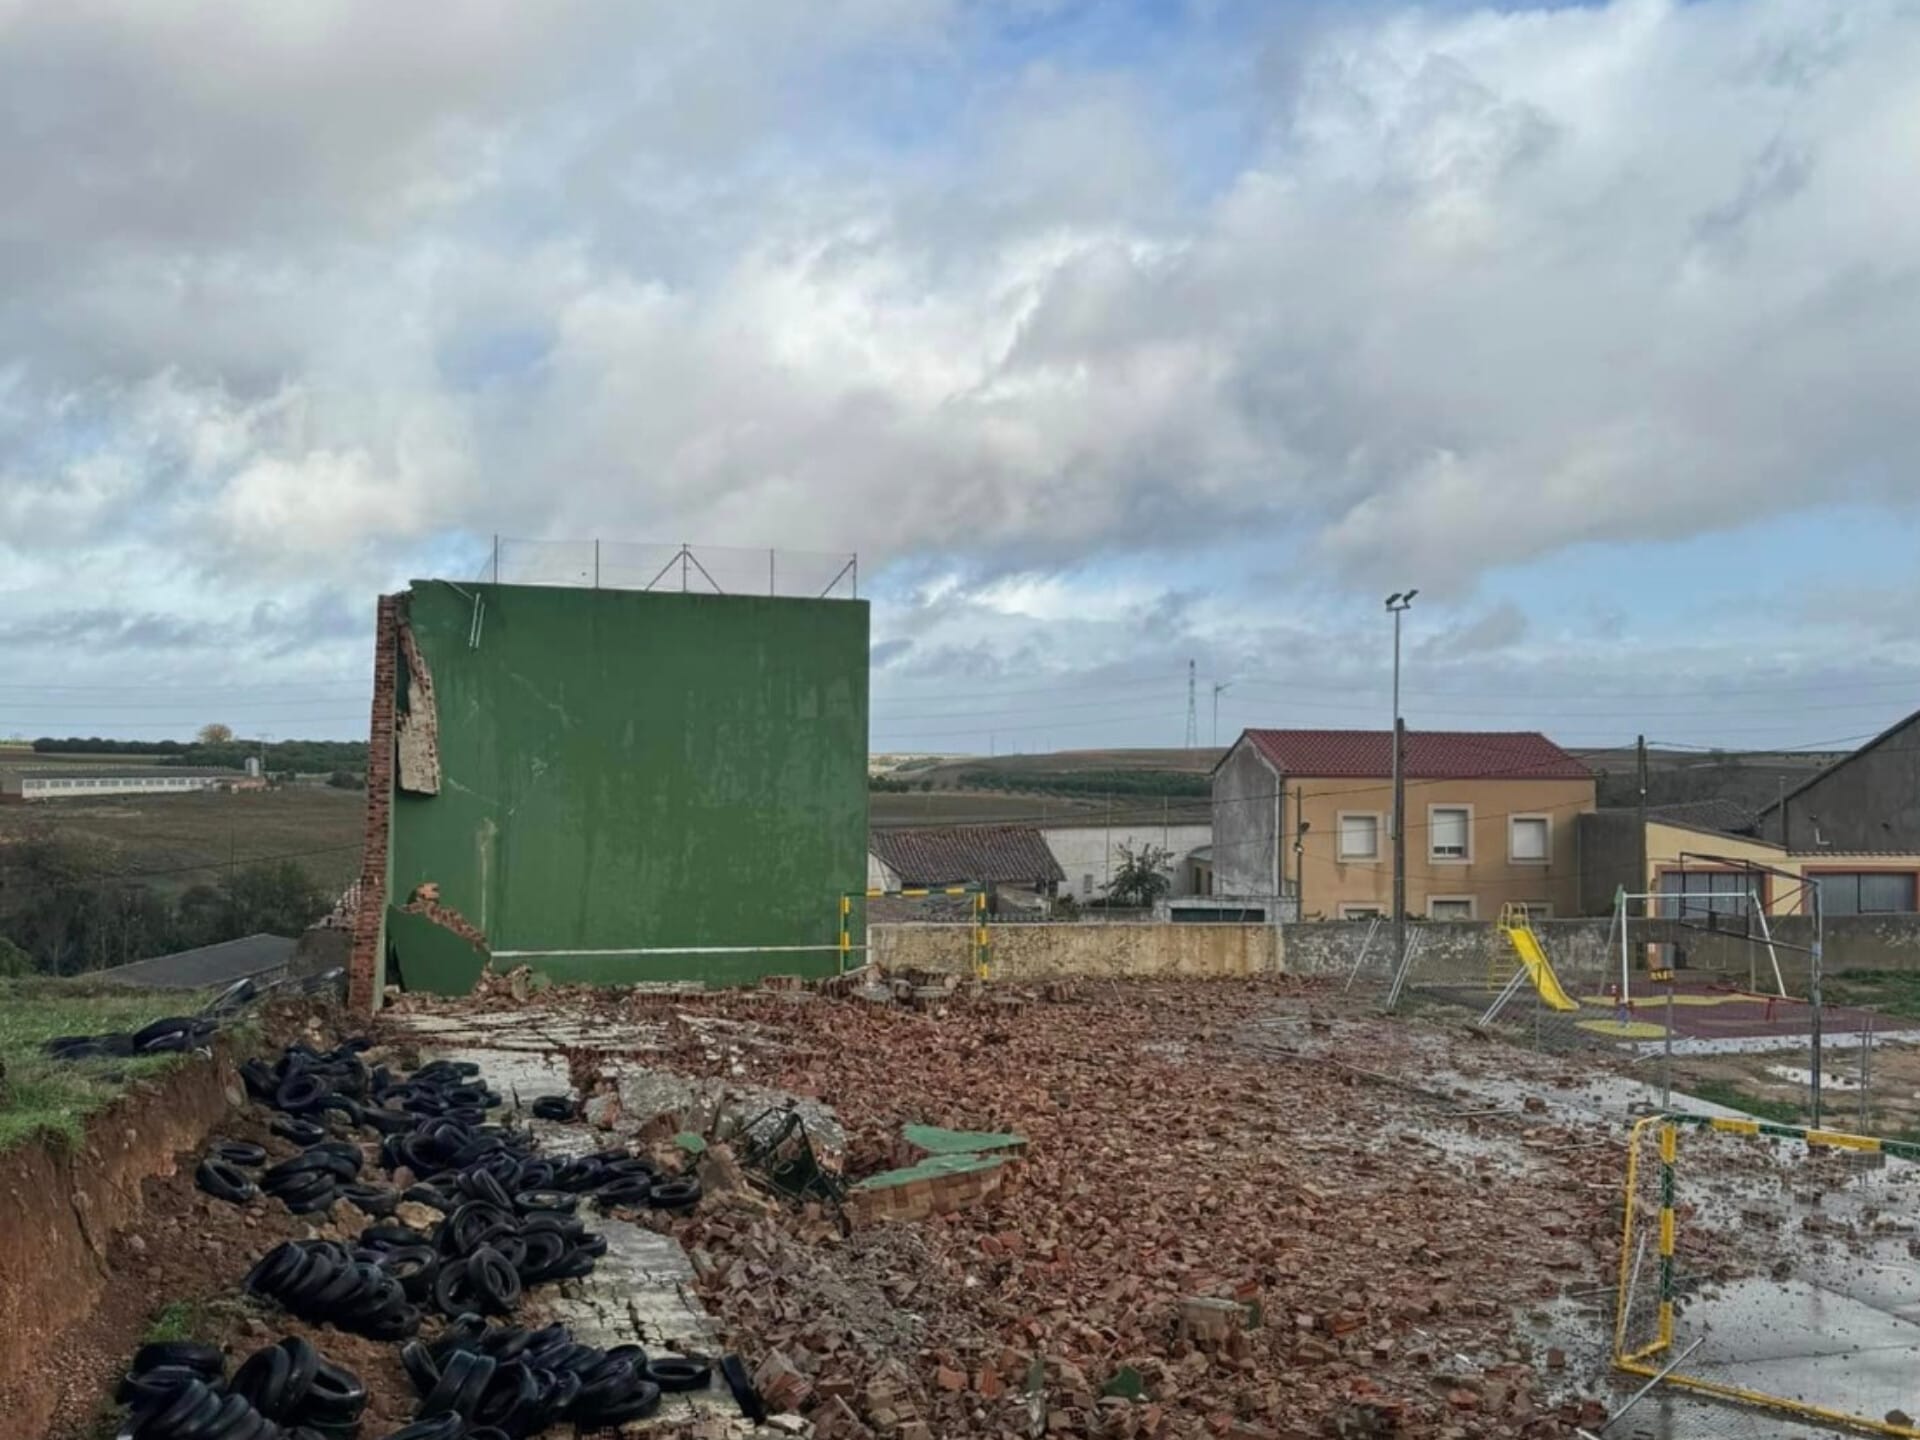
xmin=1334 ymin=916 xmax=1619 ymax=1052
xmin=474 ymin=538 xmax=859 ymax=599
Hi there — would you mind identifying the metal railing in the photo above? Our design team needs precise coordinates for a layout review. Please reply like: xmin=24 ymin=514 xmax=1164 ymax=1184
xmin=475 ymin=537 xmax=858 ymax=599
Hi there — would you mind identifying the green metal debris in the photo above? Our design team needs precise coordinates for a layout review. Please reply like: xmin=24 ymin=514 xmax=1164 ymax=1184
xmin=850 ymin=1151 xmax=1008 ymax=1193
xmin=1101 ymin=1367 xmax=1145 ymax=1401
xmin=902 ymin=1123 xmax=1028 ymax=1156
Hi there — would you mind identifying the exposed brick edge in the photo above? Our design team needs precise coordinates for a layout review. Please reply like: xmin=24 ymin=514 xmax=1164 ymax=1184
xmin=348 ymin=593 xmax=400 ymax=1013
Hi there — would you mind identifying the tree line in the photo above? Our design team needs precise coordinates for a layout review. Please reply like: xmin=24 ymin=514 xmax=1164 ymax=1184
xmin=30 ymin=736 xmax=368 ymax=775
xmin=0 ymin=835 xmax=333 ymax=977
xmin=951 ymin=767 xmax=1211 ymax=798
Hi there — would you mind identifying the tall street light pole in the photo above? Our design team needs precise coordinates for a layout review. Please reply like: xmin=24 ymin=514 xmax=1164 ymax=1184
xmin=1211 ymin=680 xmax=1233 ymax=749
xmin=1386 ymin=590 xmax=1418 ymax=971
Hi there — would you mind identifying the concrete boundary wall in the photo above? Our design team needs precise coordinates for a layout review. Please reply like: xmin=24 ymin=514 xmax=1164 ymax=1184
xmin=871 ymin=922 xmax=1278 ymax=981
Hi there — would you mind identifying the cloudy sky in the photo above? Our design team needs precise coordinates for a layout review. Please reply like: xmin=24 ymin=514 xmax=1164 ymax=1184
xmin=4 ymin=0 xmax=1919 ymax=755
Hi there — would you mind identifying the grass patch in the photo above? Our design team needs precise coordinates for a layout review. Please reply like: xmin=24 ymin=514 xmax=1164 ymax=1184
xmin=1683 ymin=1077 xmax=1804 ymax=1125
xmin=144 ymin=1299 xmax=207 ymax=1345
xmin=0 ymin=977 xmax=212 ymax=1152
xmin=1824 ymin=969 xmax=1920 ymax=1019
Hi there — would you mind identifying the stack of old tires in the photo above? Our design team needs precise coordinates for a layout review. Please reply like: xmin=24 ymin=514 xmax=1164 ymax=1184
xmin=113 ymin=1337 xmax=365 ymax=1440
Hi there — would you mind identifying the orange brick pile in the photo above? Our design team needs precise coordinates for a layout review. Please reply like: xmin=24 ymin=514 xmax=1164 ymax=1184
xmin=459 ymin=980 xmax=1645 ymax=1438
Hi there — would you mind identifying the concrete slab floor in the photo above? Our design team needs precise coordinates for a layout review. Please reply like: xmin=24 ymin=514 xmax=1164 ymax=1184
xmin=392 ymin=1017 xmax=773 ymax=1436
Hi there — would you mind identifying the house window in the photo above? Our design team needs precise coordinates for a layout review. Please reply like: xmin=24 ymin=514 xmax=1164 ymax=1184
xmin=1816 ymin=872 xmax=1917 ymax=916
xmin=1082 ymin=874 xmax=1095 ymax=897
xmin=1429 ymin=806 xmax=1471 ymax=861
xmin=1657 ymin=871 xmax=1758 ymax=920
xmin=1515 ymin=902 xmax=1552 ymax=921
xmin=1337 ymin=812 xmax=1380 ymax=860
xmin=1429 ymin=897 xmax=1475 ymax=920
xmin=1509 ymin=815 xmax=1550 ymax=864
xmin=1340 ymin=904 xmax=1385 ymax=920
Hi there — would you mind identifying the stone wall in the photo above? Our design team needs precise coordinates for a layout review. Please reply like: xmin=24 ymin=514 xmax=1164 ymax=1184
xmin=871 ymin=922 xmax=1278 ymax=982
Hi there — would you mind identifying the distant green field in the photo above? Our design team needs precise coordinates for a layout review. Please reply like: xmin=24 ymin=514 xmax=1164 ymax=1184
xmin=0 ymin=787 xmax=365 ymax=894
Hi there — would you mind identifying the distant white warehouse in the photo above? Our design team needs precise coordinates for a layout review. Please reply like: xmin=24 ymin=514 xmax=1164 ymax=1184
xmin=2 ymin=767 xmax=255 ymax=802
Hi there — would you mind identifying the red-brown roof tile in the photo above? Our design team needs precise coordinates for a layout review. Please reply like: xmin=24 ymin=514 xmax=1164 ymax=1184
xmin=869 ymin=824 xmax=1066 ymax=887
xmin=1239 ymin=729 xmax=1590 ymax=781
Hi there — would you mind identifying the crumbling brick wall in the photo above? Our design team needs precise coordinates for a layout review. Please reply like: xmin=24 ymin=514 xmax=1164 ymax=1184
xmin=348 ymin=594 xmax=399 ymax=1013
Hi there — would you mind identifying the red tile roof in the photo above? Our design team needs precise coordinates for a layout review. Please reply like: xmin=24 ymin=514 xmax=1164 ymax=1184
xmin=869 ymin=824 xmax=1066 ymax=887
xmin=1239 ymin=729 xmax=1590 ymax=782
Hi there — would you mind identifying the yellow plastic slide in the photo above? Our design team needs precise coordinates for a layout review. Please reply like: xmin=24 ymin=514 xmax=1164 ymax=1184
xmin=1503 ymin=922 xmax=1579 ymax=1011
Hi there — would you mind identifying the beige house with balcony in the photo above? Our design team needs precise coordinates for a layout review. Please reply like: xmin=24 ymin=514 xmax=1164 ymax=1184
xmin=1210 ymin=729 xmax=1596 ymax=921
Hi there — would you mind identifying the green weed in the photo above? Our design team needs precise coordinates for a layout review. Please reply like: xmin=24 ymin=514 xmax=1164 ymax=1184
xmin=1684 ymin=1077 xmax=1804 ymax=1125
xmin=1825 ymin=970 xmax=1920 ymax=1019
xmin=144 ymin=1299 xmax=205 ymax=1345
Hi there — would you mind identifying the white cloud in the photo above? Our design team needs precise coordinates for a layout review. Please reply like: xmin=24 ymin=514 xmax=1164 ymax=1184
xmin=4 ymin=0 xmax=1920 ymax=734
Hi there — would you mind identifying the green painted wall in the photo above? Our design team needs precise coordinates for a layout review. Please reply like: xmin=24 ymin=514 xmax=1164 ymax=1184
xmin=387 ymin=581 xmax=868 ymax=992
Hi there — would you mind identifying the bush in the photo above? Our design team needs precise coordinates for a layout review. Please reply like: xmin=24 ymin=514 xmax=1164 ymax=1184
xmin=0 ymin=936 xmax=32 ymax=978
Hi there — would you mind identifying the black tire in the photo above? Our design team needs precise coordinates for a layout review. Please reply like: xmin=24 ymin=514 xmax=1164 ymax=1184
xmin=210 ymin=1140 xmax=268 ymax=1168
xmin=115 ymin=1364 xmax=206 ymax=1409
xmin=646 ymin=1354 xmax=713 ymax=1392
xmin=280 ymin=1336 xmax=320 ymax=1412
xmin=266 ymin=1148 xmax=358 ymax=1182
xmin=472 ymin=1360 xmax=541 ymax=1433
xmin=301 ymin=1356 xmax=367 ymax=1425
xmin=271 ymin=1116 xmax=328 ymax=1146
xmin=420 ymin=1349 xmax=496 ymax=1419
xmin=245 ymin=1240 xmax=309 ymax=1296
xmin=592 ymin=1176 xmax=653 ymax=1208
xmin=400 ymin=1340 xmax=441 ymax=1396
xmin=339 ymin=1184 xmax=398 ymax=1217
xmin=402 ymin=1182 xmax=456 ymax=1212
xmin=530 ymin=1095 xmax=577 ymax=1121
xmin=647 ymin=1176 xmax=702 ymax=1211
xmin=200 ymin=1390 xmax=261 ymax=1439
xmin=231 ymin=1341 xmax=294 ymax=1418
xmin=130 ymin=1340 xmax=225 ymax=1379
xmin=465 ymin=1245 xmax=521 ymax=1314
xmin=131 ymin=1016 xmax=199 ymax=1049
xmin=275 ymin=1072 xmax=330 ymax=1113
xmin=721 ymin=1353 xmax=767 ymax=1424
xmin=143 ymin=1377 xmax=224 ymax=1434
xmin=377 ymin=1417 xmax=465 ymax=1440
xmin=240 ymin=1058 xmax=279 ymax=1100
xmin=513 ymin=1188 xmax=577 ymax=1214
xmin=197 ymin=1157 xmax=257 ymax=1203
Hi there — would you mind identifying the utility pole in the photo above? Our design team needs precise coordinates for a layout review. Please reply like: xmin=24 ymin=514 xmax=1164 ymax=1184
xmin=1184 ymin=660 xmax=1198 ymax=749
xmin=1636 ymin=735 xmax=1649 ymax=926
xmin=1810 ymin=877 xmax=1825 ymax=1127
xmin=1386 ymin=591 xmax=1417 ymax=969
xmin=1212 ymin=681 xmax=1233 ymax=748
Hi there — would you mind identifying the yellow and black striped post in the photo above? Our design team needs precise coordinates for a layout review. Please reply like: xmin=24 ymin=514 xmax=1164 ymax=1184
xmin=974 ymin=890 xmax=991 ymax=980
xmin=1656 ymin=1120 xmax=1677 ymax=1350
xmin=839 ymin=886 xmax=990 ymax=977
xmin=1614 ymin=1112 xmax=1920 ymax=1438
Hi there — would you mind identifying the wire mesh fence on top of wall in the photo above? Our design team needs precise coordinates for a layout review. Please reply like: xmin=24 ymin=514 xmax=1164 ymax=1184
xmin=475 ymin=538 xmax=859 ymax=599
xmin=1331 ymin=915 xmax=1628 ymax=1054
